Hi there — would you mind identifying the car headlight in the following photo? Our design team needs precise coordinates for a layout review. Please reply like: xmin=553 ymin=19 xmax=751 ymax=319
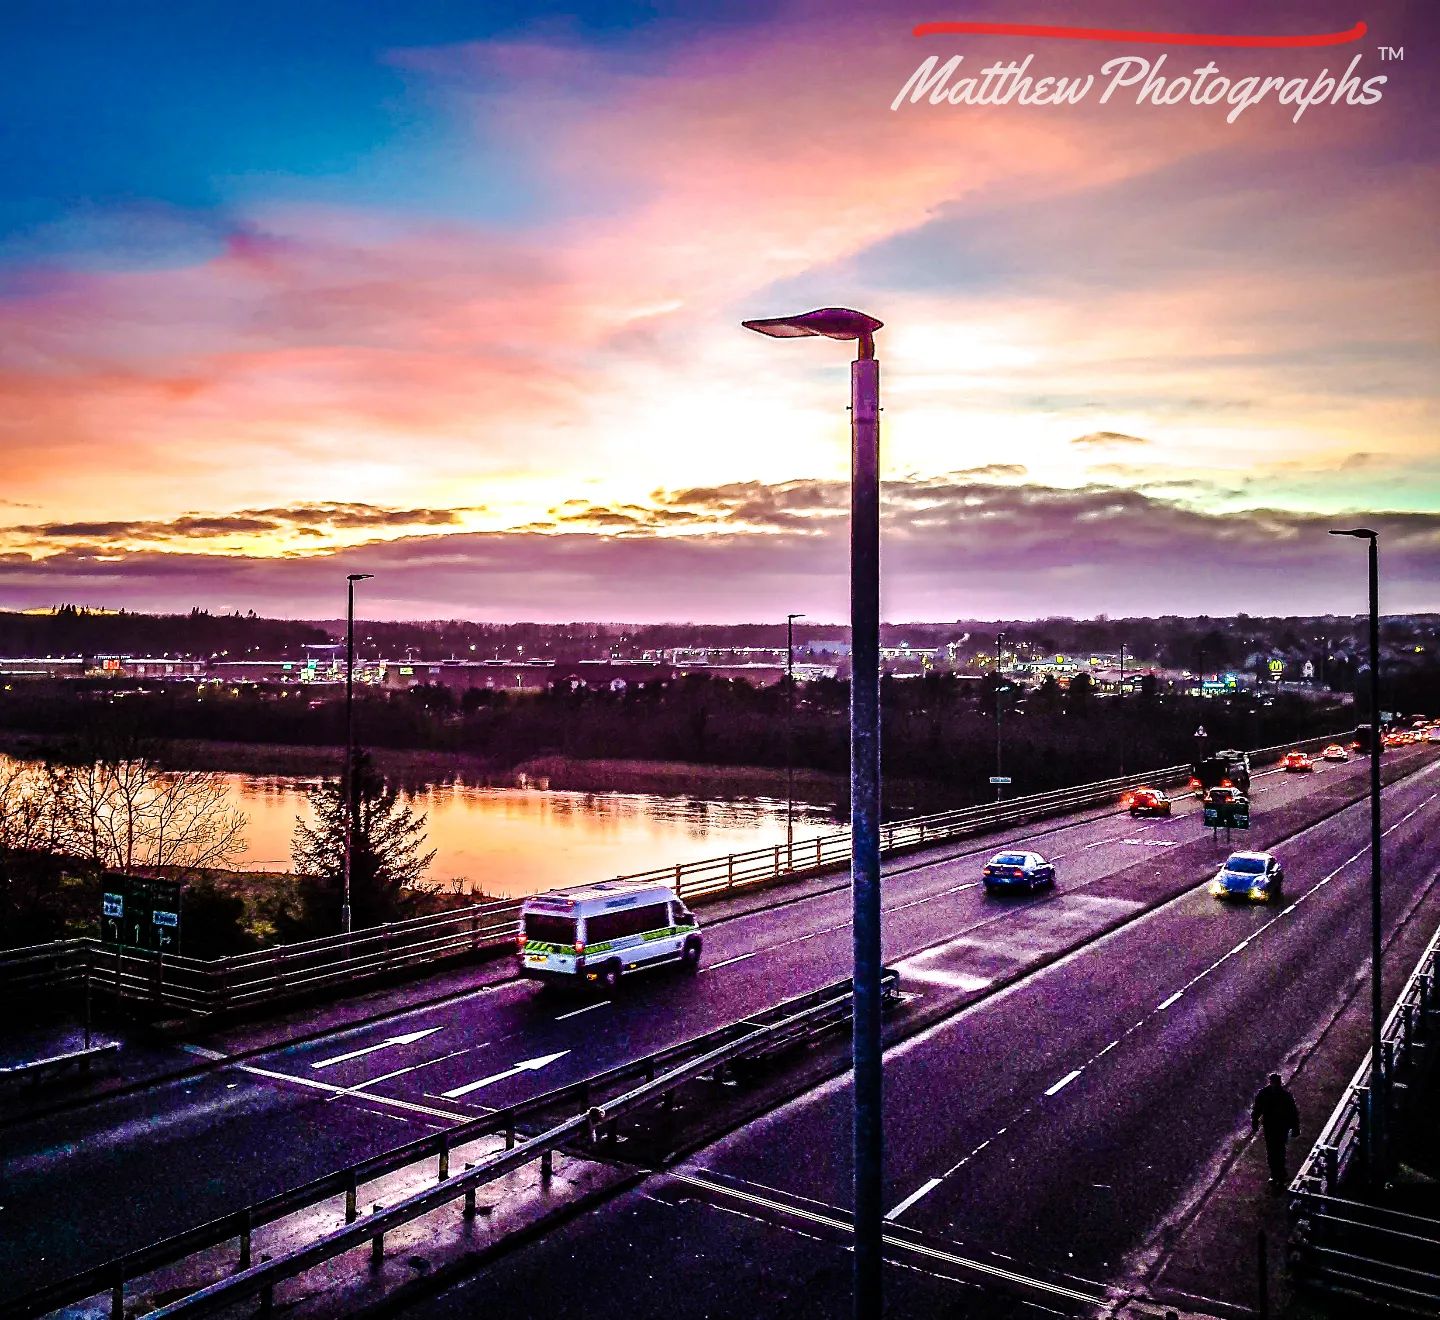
xmin=1250 ymin=885 xmax=1269 ymax=900
xmin=1210 ymin=881 xmax=1225 ymax=895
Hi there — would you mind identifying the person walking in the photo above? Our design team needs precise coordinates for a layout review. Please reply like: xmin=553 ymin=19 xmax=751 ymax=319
xmin=1251 ymin=1073 xmax=1301 ymax=1188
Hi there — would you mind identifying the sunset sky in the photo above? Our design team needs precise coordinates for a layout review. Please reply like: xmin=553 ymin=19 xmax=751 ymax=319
xmin=1 ymin=0 xmax=1436 ymax=621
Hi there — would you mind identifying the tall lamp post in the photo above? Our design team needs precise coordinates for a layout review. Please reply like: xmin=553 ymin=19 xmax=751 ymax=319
xmin=342 ymin=572 xmax=374 ymax=936
xmin=1118 ymin=640 xmax=1126 ymax=776
xmin=744 ymin=307 xmax=884 ymax=1319
xmin=1329 ymin=527 xmax=1384 ymax=1187
xmin=994 ymin=631 xmax=1007 ymax=801
xmin=786 ymin=612 xmax=806 ymax=867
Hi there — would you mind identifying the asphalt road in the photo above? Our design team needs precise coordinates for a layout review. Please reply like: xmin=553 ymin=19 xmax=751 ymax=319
xmin=390 ymin=750 xmax=1440 ymax=1320
xmin=2 ymin=745 xmax=1434 ymax=1308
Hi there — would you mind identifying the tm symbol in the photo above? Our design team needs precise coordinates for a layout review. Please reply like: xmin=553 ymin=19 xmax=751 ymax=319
xmin=1377 ymin=45 xmax=1404 ymax=61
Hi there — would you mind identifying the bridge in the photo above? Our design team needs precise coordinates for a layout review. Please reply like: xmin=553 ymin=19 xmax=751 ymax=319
xmin=2 ymin=739 xmax=1437 ymax=1319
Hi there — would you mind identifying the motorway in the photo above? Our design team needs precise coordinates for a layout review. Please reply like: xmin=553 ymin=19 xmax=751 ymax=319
xmin=3 ymin=744 xmax=1437 ymax=1314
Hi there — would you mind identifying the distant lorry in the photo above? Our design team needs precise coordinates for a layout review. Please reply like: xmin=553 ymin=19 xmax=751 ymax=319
xmin=1188 ymin=749 xmax=1251 ymax=797
xmin=1351 ymin=724 xmax=1376 ymax=754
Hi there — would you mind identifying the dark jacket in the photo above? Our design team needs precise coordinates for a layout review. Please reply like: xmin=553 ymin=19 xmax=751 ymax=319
xmin=1252 ymin=1082 xmax=1300 ymax=1138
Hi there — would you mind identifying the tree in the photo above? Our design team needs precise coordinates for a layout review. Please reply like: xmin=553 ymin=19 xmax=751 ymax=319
xmin=1066 ymin=672 xmax=1094 ymax=714
xmin=57 ymin=759 xmax=247 ymax=874
xmin=290 ymin=750 xmax=436 ymax=933
xmin=1029 ymin=675 xmax=1063 ymax=715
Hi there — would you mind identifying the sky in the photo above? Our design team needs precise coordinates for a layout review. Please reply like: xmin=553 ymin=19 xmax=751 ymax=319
xmin=0 ymin=0 xmax=1436 ymax=622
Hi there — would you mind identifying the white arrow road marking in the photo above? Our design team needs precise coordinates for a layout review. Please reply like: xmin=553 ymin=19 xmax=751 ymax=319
xmin=311 ymin=1027 xmax=443 ymax=1070
xmin=442 ymin=1051 xmax=570 ymax=1100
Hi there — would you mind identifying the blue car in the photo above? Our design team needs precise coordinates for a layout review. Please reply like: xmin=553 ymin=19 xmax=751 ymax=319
xmin=1210 ymin=851 xmax=1285 ymax=903
xmin=983 ymin=851 xmax=1056 ymax=894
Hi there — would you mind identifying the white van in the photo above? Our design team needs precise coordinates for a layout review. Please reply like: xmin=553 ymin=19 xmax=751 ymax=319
xmin=517 ymin=881 xmax=702 ymax=989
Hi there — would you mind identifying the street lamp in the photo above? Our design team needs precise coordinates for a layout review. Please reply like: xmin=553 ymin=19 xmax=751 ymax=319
xmin=343 ymin=572 xmax=374 ymax=936
xmin=1118 ymin=640 xmax=1126 ymax=776
xmin=994 ymin=631 xmax=1007 ymax=801
xmin=744 ymin=307 xmax=884 ymax=1319
xmin=1329 ymin=527 xmax=1384 ymax=1187
xmin=786 ymin=612 xmax=806 ymax=867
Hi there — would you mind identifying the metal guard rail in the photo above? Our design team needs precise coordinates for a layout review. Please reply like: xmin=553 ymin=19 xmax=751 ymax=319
xmin=4 ymin=971 xmax=897 ymax=1320
xmin=0 ymin=730 xmax=1354 ymax=1017
xmin=1289 ymin=919 xmax=1440 ymax=1310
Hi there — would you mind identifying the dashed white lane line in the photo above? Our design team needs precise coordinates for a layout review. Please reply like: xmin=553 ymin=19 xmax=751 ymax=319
xmin=342 ymin=1045 xmax=483 ymax=1093
xmin=885 ymin=1176 xmax=942 ymax=1220
xmin=554 ymin=1000 xmax=611 ymax=1021
xmin=702 ymin=951 xmax=758 ymax=972
xmin=885 ymin=783 xmax=1440 ymax=1219
xmin=1044 ymin=1069 xmax=1083 ymax=1097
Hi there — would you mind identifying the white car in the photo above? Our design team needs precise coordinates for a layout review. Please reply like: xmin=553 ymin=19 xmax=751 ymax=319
xmin=1321 ymin=744 xmax=1349 ymax=762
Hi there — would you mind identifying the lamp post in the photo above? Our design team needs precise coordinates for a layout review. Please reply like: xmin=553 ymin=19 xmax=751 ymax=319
xmin=342 ymin=572 xmax=374 ymax=936
xmin=744 ymin=307 xmax=884 ymax=1319
xmin=786 ymin=612 xmax=806 ymax=867
xmin=994 ymin=631 xmax=1007 ymax=801
xmin=1329 ymin=527 xmax=1384 ymax=1187
xmin=1118 ymin=640 xmax=1126 ymax=776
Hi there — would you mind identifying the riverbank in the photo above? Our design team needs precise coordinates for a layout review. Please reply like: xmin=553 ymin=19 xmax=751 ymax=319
xmin=0 ymin=731 xmax=860 ymax=809
xmin=0 ymin=730 xmax=982 ymax=813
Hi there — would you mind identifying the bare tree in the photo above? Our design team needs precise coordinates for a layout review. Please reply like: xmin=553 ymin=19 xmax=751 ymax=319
xmin=52 ymin=754 xmax=247 ymax=874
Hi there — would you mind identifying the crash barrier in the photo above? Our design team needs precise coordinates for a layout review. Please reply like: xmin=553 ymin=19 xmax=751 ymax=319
xmin=0 ymin=730 xmax=1356 ymax=1019
xmin=1290 ymin=919 xmax=1440 ymax=1312
xmin=3 ymin=971 xmax=898 ymax=1320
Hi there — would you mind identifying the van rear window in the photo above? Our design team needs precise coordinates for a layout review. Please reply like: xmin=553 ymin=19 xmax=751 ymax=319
xmin=525 ymin=914 xmax=577 ymax=945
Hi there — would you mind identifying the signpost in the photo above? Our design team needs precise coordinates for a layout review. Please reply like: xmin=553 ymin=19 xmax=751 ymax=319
xmin=100 ymin=875 xmax=183 ymax=955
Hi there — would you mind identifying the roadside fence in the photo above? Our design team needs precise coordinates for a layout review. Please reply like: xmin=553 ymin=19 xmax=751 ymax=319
xmin=1289 ymin=918 xmax=1440 ymax=1312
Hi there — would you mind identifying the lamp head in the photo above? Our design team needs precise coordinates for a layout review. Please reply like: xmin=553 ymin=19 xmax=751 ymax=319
xmin=788 ymin=612 xmax=806 ymax=623
xmin=1328 ymin=528 xmax=1377 ymax=540
xmin=743 ymin=308 xmax=883 ymax=357
xmin=347 ymin=573 xmax=375 ymax=582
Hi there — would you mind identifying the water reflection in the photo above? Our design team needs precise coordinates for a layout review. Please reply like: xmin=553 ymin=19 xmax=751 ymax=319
xmin=232 ymin=773 xmax=837 ymax=899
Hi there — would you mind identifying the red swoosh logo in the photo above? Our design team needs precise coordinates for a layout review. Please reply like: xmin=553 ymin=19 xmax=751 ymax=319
xmin=910 ymin=20 xmax=1368 ymax=48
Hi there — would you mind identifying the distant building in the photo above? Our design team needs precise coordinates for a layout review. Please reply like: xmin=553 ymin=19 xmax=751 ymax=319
xmin=383 ymin=659 xmax=555 ymax=692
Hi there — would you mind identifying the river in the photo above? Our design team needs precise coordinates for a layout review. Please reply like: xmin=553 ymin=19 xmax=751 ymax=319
xmin=210 ymin=771 xmax=836 ymax=899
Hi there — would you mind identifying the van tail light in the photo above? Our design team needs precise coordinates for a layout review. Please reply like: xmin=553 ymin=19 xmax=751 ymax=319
xmin=515 ymin=931 xmax=526 ymax=951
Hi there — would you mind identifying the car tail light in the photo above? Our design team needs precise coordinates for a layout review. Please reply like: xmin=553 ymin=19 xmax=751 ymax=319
xmin=574 ymin=940 xmax=586 ymax=955
xmin=515 ymin=931 xmax=526 ymax=951
xmin=1188 ymin=777 xmax=1201 ymax=790
xmin=1221 ymin=778 xmax=1232 ymax=787
xmin=1011 ymin=867 xmax=1025 ymax=877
